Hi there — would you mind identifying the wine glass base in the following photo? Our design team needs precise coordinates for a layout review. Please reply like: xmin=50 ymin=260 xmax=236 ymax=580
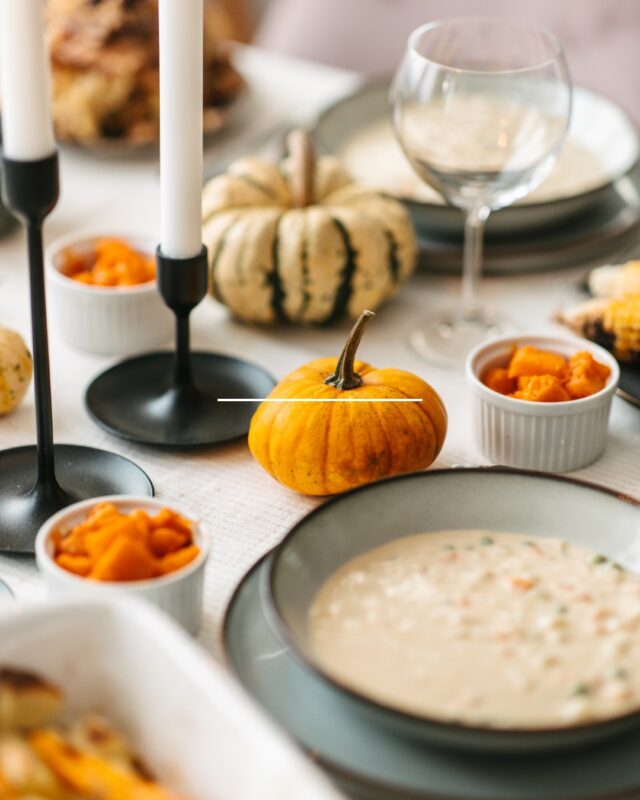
xmin=85 ymin=351 xmax=276 ymax=448
xmin=0 ymin=444 xmax=153 ymax=553
xmin=410 ymin=308 xmax=513 ymax=367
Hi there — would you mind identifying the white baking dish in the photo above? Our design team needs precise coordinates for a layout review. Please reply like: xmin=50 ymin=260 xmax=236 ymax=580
xmin=0 ymin=598 xmax=343 ymax=800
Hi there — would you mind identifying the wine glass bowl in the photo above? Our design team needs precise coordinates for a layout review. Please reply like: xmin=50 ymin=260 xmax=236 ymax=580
xmin=391 ymin=18 xmax=572 ymax=364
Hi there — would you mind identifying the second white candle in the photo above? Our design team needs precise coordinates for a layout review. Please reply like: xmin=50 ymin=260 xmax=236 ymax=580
xmin=159 ymin=0 xmax=203 ymax=259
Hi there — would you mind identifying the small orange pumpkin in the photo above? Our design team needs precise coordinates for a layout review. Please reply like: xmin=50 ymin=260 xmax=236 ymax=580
xmin=248 ymin=310 xmax=447 ymax=495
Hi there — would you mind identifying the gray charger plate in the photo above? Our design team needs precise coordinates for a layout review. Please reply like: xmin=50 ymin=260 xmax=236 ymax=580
xmin=314 ymin=82 xmax=640 ymax=274
xmin=313 ymin=81 xmax=639 ymax=240
xmin=224 ymin=551 xmax=640 ymax=800
xmin=264 ymin=469 xmax=640 ymax=754
xmin=416 ymin=162 xmax=640 ymax=274
xmin=619 ymin=366 xmax=640 ymax=409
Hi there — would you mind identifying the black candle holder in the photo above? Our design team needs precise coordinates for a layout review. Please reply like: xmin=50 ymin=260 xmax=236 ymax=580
xmin=0 ymin=154 xmax=153 ymax=554
xmin=85 ymin=245 xmax=275 ymax=447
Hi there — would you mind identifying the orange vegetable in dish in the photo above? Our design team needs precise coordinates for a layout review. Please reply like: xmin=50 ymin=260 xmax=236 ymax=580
xmin=512 ymin=375 xmax=571 ymax=403
xmin=482 ymin=367 xmax=517 ymax=395
xmin=565 ymin=351 xmax=611 ymax=399
xmin=507 ymin=346 xmax=567 ymax=381
xmin=52 ymin=503 xmax=200 ymax=583
xmin=482 ymin=346 xmax=611 ymax=403
xmin=60 ymin=238 xmax=155 ymax=288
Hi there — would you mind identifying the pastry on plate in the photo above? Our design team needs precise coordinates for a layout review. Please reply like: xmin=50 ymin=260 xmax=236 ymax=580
xmin=559 ymin=295 xmax=640 ymax=364
xmin=45 ymin=0 xmax=244 ymax=147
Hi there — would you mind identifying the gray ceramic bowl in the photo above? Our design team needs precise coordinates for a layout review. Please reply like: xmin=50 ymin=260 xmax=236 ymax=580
xmin=265 ymin=468 xmax=640 ymax=754
xmin=313 ymin=82 xmax=639 ymax=239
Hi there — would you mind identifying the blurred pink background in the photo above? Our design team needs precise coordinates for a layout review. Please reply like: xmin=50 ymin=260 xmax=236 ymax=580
xmin=253 ymin=0 xmax=640 ymax=122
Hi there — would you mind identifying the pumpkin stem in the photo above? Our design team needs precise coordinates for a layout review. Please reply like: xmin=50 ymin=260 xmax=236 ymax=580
xmin=287 ymin=128 xmax=315 ymax=208
xmin=325 ymin=310 xmax=376 ymax=391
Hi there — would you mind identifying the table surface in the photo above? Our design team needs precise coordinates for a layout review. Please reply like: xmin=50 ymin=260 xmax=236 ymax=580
xmin=0 ymin=45 xmax=639 ymax=659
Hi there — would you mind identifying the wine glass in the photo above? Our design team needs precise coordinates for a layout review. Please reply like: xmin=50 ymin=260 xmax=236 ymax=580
xmin=391 ymin=18 xmax=572 ymax=365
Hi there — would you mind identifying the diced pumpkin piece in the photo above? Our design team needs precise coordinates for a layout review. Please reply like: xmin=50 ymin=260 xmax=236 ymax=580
xmin=130 ymin=509 xmax=152 ymax=541
xmin=150 ymin=527 xmax=189 ymax=557
xmin=482 ymin=366 xmax=517 ymax=395
xmin=167 ymin=512 xmax=194 ymax=536
xmin=86 ymin=503 xmax=120 ymax=526
xmin=158 ymin=546 xmax=200 ymax=576
xmin=149 ymin=508 xmax=193 ymax=536
xmin=149 ymin=508 xmax=174 ymax=529
xmin=508 ymin=346 xmax=567 ymax=380
xmin=90 ymin=538 xmax=159 ymax=582
xmin=55 ymin=527 xmax=89 ymax=556
xmin=55 ymin=553 xmax=92 ymax=577
xmin=511 ymin=375 xmax=571 ymax=403
xmin=565 ymin=351 xmax=611 ymax=399
xmin=84 ymin=518 xmax=139 ymax=560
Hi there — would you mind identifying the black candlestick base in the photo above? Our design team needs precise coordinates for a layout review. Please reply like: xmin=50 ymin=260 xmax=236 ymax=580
xmin=86 ymin=351 xmax=275 ymax=447
xmin=0 ymin=444 xmax=153 ymax=553
xmin=0 ymin=153 xmax=153 ymax=554
xmin=85 ymin=246 xmax=275 ymax=448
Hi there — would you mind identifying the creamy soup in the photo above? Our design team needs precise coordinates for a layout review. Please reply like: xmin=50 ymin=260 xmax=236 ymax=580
xmin=338 ymin=118 xmax=608 ymax=206
xmin=308 ymin=531 xmax=640 ymax=729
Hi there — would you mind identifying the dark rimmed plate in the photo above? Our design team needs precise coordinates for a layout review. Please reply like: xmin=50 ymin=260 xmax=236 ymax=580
xmin=313 ymin=81 xmax=640 ymax=241
xmin=619 ymin=365 xmax=640 ymax=409
xmin=264 ymin=468 xmax=640 ymax=755
xmin=415 ymin=164 xmax=640 ymax=273
xmin=224 ymin=549 xmax=640 ymax=800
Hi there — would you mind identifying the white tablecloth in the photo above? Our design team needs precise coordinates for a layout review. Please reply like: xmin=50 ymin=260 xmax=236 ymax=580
xmin=0 ymin=46 xmax=639 ymax=657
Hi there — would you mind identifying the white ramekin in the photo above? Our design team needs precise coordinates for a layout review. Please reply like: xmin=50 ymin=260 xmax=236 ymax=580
xmin=35 ymin=496 xmax=209 ymax=634
xmin=466 ymin=333 xmax=620 ymax=473
xmin=46 ymin=230 xmax=173 ymax=355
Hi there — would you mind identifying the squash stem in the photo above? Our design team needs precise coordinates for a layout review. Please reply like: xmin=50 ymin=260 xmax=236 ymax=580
xmin=287 ymin=129 xmax=315 ymax=208
xmin=325 ymin=310 xmax=375 ymax=390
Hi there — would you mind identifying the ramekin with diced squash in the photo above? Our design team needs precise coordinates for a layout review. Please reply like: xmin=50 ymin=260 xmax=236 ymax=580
xmin=36 ymin=496 xmax=209 ymax=634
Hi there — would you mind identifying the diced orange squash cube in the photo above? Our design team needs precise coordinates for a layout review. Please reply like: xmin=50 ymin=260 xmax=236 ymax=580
xmin=84 ymin=518 xmax=139 ymax=560
xmin=55 ymin=553 xmax=92 ymax=577
xmin=482 ymin=366 xmax=517 ymax=395
xmin=150 ymin=507 xmax=193 ymax=534
xmin=150 ymin=527 xmax=189 ymax=557
xmin=149 ymin=508 xmax=174 ymax=529
xmin=565 ymin=351 xmax=611 ymax=399
xmin=508 ymin=346 xmax=567 ymax=380
xmin=55 ymin=526 xmax=89 ymax=556
xmin=158 ymin=546 xmax=200 ymax=576
xmin=90 ymin=538 xmax=159 ymax=582
xmin=168 ymin=512 xmax=194 ymax=536
xmin=511 ymin=375 xmax=571 ymax=403
xmin=130 ymin=509 xmax=152 ymax=541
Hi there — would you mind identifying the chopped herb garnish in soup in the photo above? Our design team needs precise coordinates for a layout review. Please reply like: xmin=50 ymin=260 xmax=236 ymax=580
xmin=308 ymin=531 xmax=640 ymax=729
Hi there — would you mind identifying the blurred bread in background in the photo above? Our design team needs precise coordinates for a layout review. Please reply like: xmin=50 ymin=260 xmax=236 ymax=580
xmin=46 ymin=0 xmax=244 ymax=145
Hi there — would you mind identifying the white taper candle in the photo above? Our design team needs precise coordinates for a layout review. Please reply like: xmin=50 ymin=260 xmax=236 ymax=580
xmin=0 ymin=0 xmax=56 ymax=161
xmin=159 ymin=0 xmax=203 ymax=259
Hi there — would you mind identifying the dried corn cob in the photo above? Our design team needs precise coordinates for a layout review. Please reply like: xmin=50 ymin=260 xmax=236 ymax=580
xmin=559 ymin=295 xmax=640 ymax=363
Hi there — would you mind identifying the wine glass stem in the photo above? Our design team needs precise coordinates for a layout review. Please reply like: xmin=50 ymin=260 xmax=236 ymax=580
xmin=461 ymin=205 xmax=490 ymax=321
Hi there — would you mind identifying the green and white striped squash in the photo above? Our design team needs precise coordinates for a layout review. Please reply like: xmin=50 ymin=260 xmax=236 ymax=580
xmin=202 ymin=130 xmax=417 ymax=325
